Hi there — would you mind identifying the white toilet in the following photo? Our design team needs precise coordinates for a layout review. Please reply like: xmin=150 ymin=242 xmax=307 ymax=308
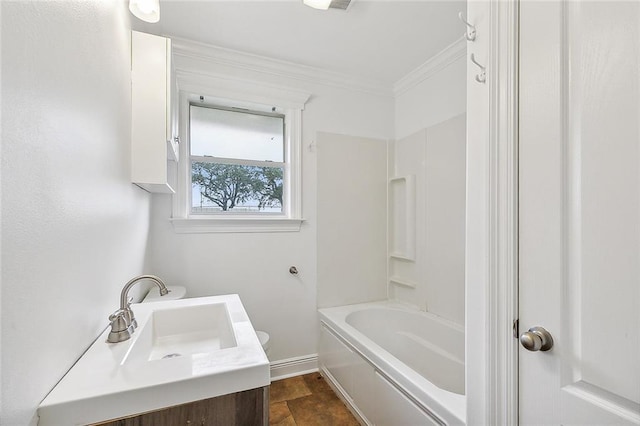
xmin=142 ymin=287 xmax=271 ymax=358
xmin=256 ymin=330 xmax=271 ymax=358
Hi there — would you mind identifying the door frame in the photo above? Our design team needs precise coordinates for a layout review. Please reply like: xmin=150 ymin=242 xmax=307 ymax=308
xmin=465 ymin=0 xmax=519 ymax=424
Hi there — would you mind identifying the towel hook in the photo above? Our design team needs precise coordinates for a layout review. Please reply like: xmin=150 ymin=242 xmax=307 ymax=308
xmin=470 ymin=54 xmax=486 ymax=84
xmin=458 ymin=12 xmax=476 ymax=42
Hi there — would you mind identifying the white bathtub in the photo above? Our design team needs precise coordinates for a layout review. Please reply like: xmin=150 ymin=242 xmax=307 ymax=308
xmin=318 ymin=302 xmax=465 ymax=425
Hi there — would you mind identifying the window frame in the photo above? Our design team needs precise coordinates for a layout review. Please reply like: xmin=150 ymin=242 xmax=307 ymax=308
xmin=171 ymin=91 xmax=306 ymax=233
xmin=189 ymin=103 xmax=287 ymax=216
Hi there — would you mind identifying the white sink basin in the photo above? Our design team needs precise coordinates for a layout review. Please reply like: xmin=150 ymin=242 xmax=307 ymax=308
xmin=124 ymin=303 xmax=237 ymax=363
xmin=38 ymin=294 xmax=269 ymax=425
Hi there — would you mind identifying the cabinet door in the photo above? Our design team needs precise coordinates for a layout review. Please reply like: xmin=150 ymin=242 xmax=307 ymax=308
xmin=95 ymin=387 xmax=267 ymax=426
xmin=166 ymin=38 xmax=179 ymax=162
xmin=131 ymin=31 xmax=175 ymax=193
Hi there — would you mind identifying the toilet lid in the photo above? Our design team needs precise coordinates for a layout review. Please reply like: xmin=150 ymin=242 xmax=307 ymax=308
xmin=256 ymin=331 xmax=270 ymax=348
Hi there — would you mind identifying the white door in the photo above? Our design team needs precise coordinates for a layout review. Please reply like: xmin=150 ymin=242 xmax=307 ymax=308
xmin=519 ymin=1 xmax=640 ymax=424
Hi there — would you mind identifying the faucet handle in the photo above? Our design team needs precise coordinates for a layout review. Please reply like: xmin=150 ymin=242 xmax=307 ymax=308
xmin=122 ymin=307 xmax=138 ymax=331
xmin=108 ymin=309 xmax=123 ymax=323
xmin=107 ymin=309 xmax=131 ymax=343
xmin=122 ymin=297 xmax=138 ymax=331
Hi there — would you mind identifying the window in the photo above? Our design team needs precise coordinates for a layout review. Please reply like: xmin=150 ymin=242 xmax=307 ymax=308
xmin=171 ymin=89 xmax=307 ymax=233
xmin=190 ymin=105 xmax=285 ymax=214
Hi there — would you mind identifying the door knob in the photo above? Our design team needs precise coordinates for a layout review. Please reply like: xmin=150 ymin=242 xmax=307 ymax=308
xmin=519 ymin=326 xmax=554 ymax=351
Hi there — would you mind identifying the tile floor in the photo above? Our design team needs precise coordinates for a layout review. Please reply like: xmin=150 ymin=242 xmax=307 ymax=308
xmin=269 ymin=373 xmax=360 ymax=426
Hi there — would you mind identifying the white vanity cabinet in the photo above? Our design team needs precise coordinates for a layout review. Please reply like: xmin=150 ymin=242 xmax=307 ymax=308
xmin=131 ymin=30 xmax=178 ymax=193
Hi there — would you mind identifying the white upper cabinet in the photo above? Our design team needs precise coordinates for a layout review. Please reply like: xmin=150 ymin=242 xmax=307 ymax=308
xmin=131 ymin=31 xmax=178 ymax=193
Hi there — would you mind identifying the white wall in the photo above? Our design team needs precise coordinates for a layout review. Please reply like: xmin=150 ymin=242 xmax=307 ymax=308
xmin=423 ymin=116 xmax=466 ymax=325
xmin=317 ymin=132 xmax=388 ymax=309
xmin=394 ymin=42 xmax=467 ymax=141
xmin=389 ymin=116 xmax=466 ymax=325
xmin=391 ymin=41 xmax=467 ymax=326
xmin=1 ymin=2 xmax=150 ymax=425
xmin=146 ymin=44 xmax=394 ymax=363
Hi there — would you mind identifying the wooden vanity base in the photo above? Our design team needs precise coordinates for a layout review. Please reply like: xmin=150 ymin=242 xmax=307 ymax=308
xmin=95 ymin=386 xmax=269 ymax=426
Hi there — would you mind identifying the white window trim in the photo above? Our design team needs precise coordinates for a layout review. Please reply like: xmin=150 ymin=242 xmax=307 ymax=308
xmin=171 ymin=72 xmax=310 ymax=233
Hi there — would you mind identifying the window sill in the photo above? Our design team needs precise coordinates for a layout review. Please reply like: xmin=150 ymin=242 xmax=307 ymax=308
xmin=170 ymin=217 xmax=304 ymax=234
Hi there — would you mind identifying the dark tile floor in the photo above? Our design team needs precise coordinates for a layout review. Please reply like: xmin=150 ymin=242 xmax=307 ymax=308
xmin=269 ymin=373 xmax=360 ymax=426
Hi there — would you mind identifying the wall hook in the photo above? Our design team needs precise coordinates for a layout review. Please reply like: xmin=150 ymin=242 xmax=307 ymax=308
xmin=458 ymin=12 xmax=476 ymax=42
xmin=470 ymin=53 xmax=486 ymax=84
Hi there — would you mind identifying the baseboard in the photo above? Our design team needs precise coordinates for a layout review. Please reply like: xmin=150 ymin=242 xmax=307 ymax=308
xmin=269 ymin=354 xmax=318 ymax=381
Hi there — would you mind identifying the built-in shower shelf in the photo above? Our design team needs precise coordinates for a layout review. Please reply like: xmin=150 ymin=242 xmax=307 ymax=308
xmin=389 ymin=276 xmax=417 ymax=289
xmin=389 ymin=175 xmax=416 ymax=261
xmin=389 ymin=252 xmax=415 ymax=261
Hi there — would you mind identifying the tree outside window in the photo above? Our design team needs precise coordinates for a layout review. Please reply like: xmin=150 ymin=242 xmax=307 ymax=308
xmin=192 ymin=163 xmax=283 ymax=212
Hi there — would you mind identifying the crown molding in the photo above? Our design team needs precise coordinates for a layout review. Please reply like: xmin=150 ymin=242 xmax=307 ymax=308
xmin=393 ymin=37 xmax=466 ymax=96
xmin=175 ymin=69 xmax=311 ymax=110
xmin=171 ymin=37 xmax=393 ymax=98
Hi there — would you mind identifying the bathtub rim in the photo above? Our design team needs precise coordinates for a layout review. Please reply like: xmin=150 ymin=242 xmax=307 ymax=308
xmin=318 ymin=301 xmax=466 ymax=425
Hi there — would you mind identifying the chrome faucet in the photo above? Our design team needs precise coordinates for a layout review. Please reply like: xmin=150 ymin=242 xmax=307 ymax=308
xmin=107 ymin=275 xmax=170 ymax=343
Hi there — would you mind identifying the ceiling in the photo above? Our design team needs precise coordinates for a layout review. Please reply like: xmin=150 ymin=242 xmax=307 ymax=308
xmin=133 ymin=0 xmax=466 ymax=86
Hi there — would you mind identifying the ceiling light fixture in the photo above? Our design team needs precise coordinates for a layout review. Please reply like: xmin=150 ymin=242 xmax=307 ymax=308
xmin=129 ymin=0 xmax=160 ymax=23
xmin=303 ymin=0 xmax=332 ymax=10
